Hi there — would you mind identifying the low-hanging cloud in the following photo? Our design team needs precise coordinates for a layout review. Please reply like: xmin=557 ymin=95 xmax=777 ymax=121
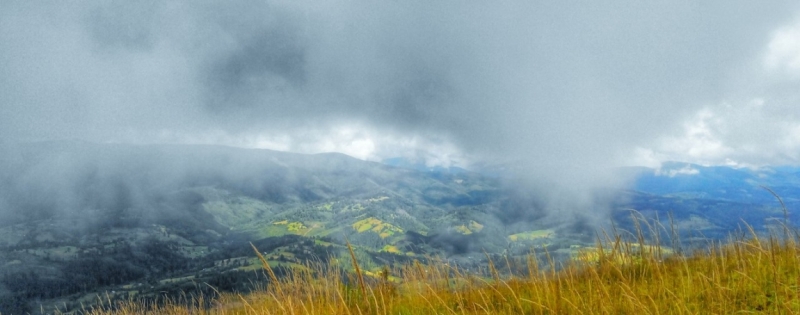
xmin=2 ymin=1 xmax=800 ymax=223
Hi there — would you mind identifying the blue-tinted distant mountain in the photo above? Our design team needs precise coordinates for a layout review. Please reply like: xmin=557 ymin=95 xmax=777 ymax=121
xmin=608 ymin=162 xmax=800 ymax=246
xmin=628 ymin=162 xmax=800 ymax=204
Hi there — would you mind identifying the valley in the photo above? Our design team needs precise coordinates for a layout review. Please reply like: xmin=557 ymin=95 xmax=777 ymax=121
xmin=1 ymin=143 xmax=798 ymax=314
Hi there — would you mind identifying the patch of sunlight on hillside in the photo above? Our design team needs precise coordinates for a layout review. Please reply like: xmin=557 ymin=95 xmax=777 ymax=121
xmin=352 ymin=217 xmax=403 ymax=238
xmin=381 ymin=245 xmax=401 ymax=254
xmin=455 ymin=220 xmax=484 ymax=235
xmin=318 ymin=202 xmax=334 ymax=211
xmin=255 ymin=221 xmax=313 ymax=237
xmin=287 ymin=222 xmax=307 ymax=232
xmin=455 ymin=225 xmax=472 ymax=235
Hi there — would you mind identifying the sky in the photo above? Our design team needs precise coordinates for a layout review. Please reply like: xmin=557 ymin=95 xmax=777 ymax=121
xmin=2 ymin=1 xmax=800 ymax=195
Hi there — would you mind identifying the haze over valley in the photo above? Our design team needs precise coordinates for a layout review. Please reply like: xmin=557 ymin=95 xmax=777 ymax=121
xmin=3 ymin=1 xmax=800 ymax=313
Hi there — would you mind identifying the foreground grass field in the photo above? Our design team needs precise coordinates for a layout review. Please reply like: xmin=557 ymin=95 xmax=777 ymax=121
xmin=62 ymin=223 xmax=800 ymax=315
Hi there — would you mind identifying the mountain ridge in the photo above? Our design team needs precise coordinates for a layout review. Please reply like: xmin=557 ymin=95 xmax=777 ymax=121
xmin=1 ymin=142 xmax=798 ymax=314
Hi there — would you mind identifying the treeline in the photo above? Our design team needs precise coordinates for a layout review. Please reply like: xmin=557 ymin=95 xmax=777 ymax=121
xmin=1 ymin=238 xmax=192 ymax=300
xmin=0 ymin=234 xmax=341 ymax=314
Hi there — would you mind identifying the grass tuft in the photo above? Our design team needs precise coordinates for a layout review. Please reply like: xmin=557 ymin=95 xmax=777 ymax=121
xmin=86 ymin=224 xmax=800 ymax=314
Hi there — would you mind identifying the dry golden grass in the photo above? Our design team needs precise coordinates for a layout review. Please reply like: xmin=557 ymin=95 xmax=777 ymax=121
xmin=75 ymin=225 xmax=800 ymax=315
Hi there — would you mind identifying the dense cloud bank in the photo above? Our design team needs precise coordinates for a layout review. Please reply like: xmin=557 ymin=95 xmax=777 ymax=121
xmin=0 ymin=142 xmax=347 ymax=226
xmin=2 ymin=1 xmax=800 ymax=222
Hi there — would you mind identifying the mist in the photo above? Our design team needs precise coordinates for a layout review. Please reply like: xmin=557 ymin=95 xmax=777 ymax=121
xmin=3 ymin=1 xmax=800 ymax=225
xmin=0 ymin=141 xmax=381 ymax=231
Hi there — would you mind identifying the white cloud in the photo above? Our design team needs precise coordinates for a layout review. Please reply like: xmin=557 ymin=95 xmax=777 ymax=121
xmin=765 ymin=19 xmax=800 ymax=75
xmin=655 ymin=164 xmax=699 ymax=177
xmin=100 ymin=122 xmax=472 ymax=168
xmin=653 ymin=108 xmax=732 ymax=165
xmin=293 ymin=126 xmax=378 ymax=161
xmin=639 ymin=99 xmax=800 ymax=167
xmin=626 ymin=148 xmax=665 ymax=168
xmin=626 ymin=16 xmax=800 ymax=169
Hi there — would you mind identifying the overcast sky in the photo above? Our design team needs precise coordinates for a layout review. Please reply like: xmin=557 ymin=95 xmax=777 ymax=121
xmin=3 ymin=0 xmax=800 ymax=174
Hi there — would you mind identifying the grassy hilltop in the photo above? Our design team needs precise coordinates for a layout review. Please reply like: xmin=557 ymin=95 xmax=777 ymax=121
xmin=68 ymin=226 xmax=800 ymax=315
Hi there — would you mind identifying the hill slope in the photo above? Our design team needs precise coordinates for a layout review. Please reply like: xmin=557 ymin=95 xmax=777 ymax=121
xmin=0 ymin=141 xmax=550 ymax=314
xmin=2 ymin=143 xmax=798 ymax=314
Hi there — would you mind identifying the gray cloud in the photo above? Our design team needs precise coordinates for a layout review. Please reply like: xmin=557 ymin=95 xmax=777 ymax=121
xmin=86 ymin=1 xmax=158 ymax=51
xmin=2 ymin=1 xmax=800 ymax=223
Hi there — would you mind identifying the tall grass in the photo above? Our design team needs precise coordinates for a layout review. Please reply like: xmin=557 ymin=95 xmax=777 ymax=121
xmin=74 ymin=223 xmax=800 ymax=314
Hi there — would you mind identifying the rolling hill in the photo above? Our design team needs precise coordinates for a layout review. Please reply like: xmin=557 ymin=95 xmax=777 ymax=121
xmin=1 ymin=143 xmax=797 ymax=314
xmin=0 ymin=141 xmax=543 ymax=313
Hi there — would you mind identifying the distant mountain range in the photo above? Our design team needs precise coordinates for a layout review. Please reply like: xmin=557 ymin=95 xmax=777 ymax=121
xmin=382 ymin=157 xmax=800 ymax=205
xmin=608 ymin=162 xmax=800 ymax=252
xmin=1 ymin=143 xmax=797 ymax=314
xmin=384 ymin=156 xmax=800 ymax=239
xmin=629 ymin=162 xmax=800 ymax=204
